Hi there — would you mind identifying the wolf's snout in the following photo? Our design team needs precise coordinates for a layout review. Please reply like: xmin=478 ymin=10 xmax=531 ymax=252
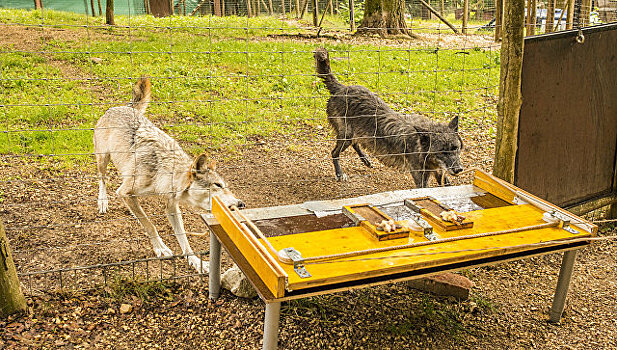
xmin=236 ymin=200 xmax=246 ymax=209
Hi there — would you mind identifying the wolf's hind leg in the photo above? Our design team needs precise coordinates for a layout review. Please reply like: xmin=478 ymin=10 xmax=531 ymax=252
xmin=118 ymin=185 xmax=173 ymax=258
xmin=96 ymin=152 xmax=111 ymax=213
xmin=352 ymin=143 xmax=372 ymax=168
xmin=332 ymin=138 xmax=352 ymax=181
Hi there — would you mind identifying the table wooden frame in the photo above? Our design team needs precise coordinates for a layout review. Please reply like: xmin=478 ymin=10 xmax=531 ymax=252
xmin=202 ymin=170 xmax=596 ymax=350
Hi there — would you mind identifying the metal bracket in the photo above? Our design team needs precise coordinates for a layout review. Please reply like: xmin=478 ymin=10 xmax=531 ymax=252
xmin=342 ymin=206 xmax=367 ymax=225
xmin=545 ymin=211 xmax=580 ymax=234
xmin=410 ymin=213 xmax=440 ymax=241
xmin=282 ymin=247 xmax=311 ymax=278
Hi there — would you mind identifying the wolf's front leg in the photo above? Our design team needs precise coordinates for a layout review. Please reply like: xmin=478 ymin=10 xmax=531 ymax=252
xmin=332 ymin=139 xmax=352 ymax=181
xmin=412 ymin=170 xmax=430 ymax=188
xmin=166 ymin=199 xmax=208 ymax=274
xmin=120 ymin=193 xmax=173 ymax=257
xmin=434 ymin=170 xmax=451 ymax=186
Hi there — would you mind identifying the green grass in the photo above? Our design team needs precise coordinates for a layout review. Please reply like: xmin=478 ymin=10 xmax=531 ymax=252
xmin=0 ymin=9 xmax=499 ymax=160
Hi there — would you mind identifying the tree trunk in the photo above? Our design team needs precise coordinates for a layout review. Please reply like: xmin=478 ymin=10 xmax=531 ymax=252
xmin=358 ymin=0 xmax=409 ymax=36
xmin=495 ymin=0 xmax=503 ymax=41
xmin=493 ymin=0 xmax=525 ymax=183
xmin=98 ymin=0 xmax=103 ymax=15
xmin=106 ymin=0 xmax=115 ymax=25
xmin=33 ymin=0 xmax=43 ymax=9
xmin=529 ymin=0 xmax=536 ymax=35
xmin=349 ymin=0 xmax=355 ymax=31
xmin=0 ymin=221 xmax=27 ymax=318
xmin=247 ymin=0 xmax=252 ymax=17
xmin=581 ymin=0 xmax=591 ymax=26
xmin=214 ymin=0 xmax=222 ymax=15
xmin=462 ymin=0 xmax=468 ymax=34
xmin=313 ymin=0 xmax=318 ymax=26
xmin=90 ymin=0 xmax=96 ymax=16
xmin=546 ymin=0 xmax=555 ymax=33
xmin=566 ymin=0 xmax=574 ymax=29
xmin=295 ymin=0 xmax=300 ymax=17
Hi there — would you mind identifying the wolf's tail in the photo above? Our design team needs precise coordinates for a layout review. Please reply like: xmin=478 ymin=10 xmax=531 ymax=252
xmin=314 ymin=47 xmax=343 ymax=94
xmin=130 ymin=77 xmax=151 ymax=114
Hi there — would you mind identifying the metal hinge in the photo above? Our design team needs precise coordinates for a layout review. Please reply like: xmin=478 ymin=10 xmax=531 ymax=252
xmin=282 ymin=247 xmax=311 ymax=278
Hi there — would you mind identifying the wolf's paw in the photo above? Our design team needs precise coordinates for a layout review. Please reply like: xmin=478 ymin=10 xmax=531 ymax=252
xmin=188 ymin=255 xmax=209 ymax=274
xmin=361 ymin=158 xmax=372 ymax=168
xmin=336 ymin=173 xmax=349 ymax=182
xmin=98 ymin=197 xmax=108 ymax=214
xmin=153 ymin=244 xmax=173 ymax=258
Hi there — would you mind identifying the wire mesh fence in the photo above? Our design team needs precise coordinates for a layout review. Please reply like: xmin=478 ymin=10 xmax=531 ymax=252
xmin=0 ymin=0 xmax=615 ymax=297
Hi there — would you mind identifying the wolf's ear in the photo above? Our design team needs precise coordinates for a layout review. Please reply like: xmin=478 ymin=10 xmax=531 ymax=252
xmin=415 ymin=126 xmax=431 ymax=150
xmin=192 ymin=153 xmax=215 ymax=175
xmin=448 ymin=116 xmax=459 ymax=131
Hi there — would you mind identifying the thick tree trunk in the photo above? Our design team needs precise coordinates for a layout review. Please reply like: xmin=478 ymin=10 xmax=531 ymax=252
xmin=358 ymin=0 xmax=409 ymax=36
xmin=493 ymin=0 xmax=525 ymax=183
xmin=0 ymin=221 xmax=27 ymax=318
xmin=106 ymin=0 xmax=115 ymax=25
xmin=98 ymin=0 xmax=103 ymax=15
xmin=33 ymin=0 xmax=43 ymax=9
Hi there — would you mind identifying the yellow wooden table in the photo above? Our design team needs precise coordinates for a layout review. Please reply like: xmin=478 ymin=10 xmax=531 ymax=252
xmin=202 ymin=170 xmax=596 ymax=350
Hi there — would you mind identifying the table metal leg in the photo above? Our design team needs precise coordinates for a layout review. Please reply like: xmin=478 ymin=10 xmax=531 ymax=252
xmin=263 ymin=302 xmax=281 ymax=350
xmin=549 ymin=250 xmax=578 ymax=323
xmin=209 ymin=231 xmax=221 ymax=300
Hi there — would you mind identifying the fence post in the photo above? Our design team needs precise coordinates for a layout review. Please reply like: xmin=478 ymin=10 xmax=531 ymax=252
xmin=493 ymin=0 xmax=525 ymax=182
xmin=0 ymin=221 xmax=27 ymax=318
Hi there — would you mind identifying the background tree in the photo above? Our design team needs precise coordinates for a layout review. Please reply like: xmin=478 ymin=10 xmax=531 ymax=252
xmin=358 ymin=0 xmax=410 ymax=36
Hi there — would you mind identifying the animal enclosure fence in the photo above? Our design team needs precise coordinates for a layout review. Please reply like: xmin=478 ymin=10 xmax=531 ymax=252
xmin=0 ymin=4 xmax=610 ymax=297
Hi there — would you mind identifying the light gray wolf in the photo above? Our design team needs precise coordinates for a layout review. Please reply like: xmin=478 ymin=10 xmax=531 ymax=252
xmin=93 ymin=77 xmax=243 ymax=273
xmin=314 ymin=47 xmax=464 ymax=187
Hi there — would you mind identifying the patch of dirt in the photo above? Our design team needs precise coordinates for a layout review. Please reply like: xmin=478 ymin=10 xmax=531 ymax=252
xmin=1 ymin=124 xmax=616 ymax=349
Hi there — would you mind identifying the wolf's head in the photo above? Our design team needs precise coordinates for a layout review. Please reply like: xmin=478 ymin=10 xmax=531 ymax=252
xmin=415 ymin=116 xmax=464 ymax=176
xmin=181 ymin=153 xmax=244 ymax=211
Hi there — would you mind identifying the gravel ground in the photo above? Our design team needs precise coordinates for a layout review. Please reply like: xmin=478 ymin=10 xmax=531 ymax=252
xmin=1 ymin=128 xmax=616 ymax=349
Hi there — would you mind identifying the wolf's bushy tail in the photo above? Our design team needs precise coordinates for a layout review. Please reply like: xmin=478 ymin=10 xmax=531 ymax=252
xmin=130 ymin=77 xmax=151 ymax=114
xmin=314 ymin=48 xmax=343 ymax=94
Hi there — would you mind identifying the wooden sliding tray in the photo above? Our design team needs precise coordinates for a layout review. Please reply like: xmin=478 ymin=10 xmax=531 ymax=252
xmin=203 ymin=169 xmax=596 ymax=302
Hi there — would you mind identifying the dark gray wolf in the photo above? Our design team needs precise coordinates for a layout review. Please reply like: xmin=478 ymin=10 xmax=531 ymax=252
xmin=93 ymin=77 xmax=243 ymax=273
xmin=314 ymin=47 xmax=463 ymax=187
